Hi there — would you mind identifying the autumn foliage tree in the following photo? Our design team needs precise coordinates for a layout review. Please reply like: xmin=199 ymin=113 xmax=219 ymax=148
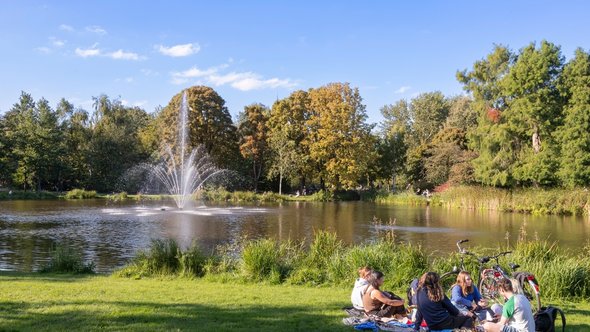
xmin=238 ymin=103 xmax=269 ymax=191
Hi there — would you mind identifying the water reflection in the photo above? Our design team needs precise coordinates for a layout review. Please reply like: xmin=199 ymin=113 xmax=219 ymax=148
xmin=0 ymin=199 xmax=588 ymax=272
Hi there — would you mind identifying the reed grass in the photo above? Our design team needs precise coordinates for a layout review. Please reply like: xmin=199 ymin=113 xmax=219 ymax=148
xmin=376 ymin=186 xmax=590 ymax=216
xmin=113 ymin=227 xmax=590 ymax=301
xmin=64 ymin=188 xmax=97 ymax=199
xmin=40 ymin=243 xmax=95 ymax=274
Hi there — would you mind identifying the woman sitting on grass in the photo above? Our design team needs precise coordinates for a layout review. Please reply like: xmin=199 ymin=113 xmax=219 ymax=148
xmin=413 ymin=272 xmax=473 ymax=331
xmin=362 ymin=270 xmax=406 ymax=318
xmin=350 ymin=266 xmax=372 ymax=310
xmin=451 ymin=271 xmax=490 ymax=320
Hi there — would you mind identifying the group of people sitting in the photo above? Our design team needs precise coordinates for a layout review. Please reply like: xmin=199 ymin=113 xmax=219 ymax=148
xmin=350 ymin=267 xmax=535 ymax=332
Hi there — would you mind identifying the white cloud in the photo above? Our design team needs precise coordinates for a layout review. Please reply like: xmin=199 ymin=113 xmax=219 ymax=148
xmin=394 ymin=86 xmax=411 ymax=94
xmin=116 ymin=77 xmax=134 ymax=83
xmin=74 ymin=44 xmax=143 ymax=61
xmin=108 ymin=49 xmax=141 ymax=60
xmin=170 ymin=64 xmax=296 ymax=91
xmin=156 ymin=43 xmax=200 ymax=57
xmin=141 ymin=69 xmax=159 ymax=76
xmin=59 ymin=24 xmax=74 ymax=32
xmin=50 ymin=37 xmax=66 ymax=47
xmin=75 ymin=46 xmax=101 ymax=57
xmin=173 ymin=66 xmax=218 ymax=79
xmin=36 ymin=47 xmax=51 ymax=54
xmin=86 ymin=25 xmax=107 ymax=35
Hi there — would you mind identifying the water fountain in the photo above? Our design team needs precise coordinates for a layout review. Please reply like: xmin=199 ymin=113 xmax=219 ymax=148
xmin=150 ymin=91 xmax=223 ymax=209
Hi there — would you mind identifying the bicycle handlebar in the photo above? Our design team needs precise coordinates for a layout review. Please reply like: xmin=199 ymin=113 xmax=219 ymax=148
xmin=454 ymin=239 xmax=512 ymax=264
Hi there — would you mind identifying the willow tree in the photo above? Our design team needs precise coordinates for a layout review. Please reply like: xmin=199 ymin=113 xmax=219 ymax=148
xmin=305 ymin=82 xmax=375 ymax=190
xmin=158 ymin=86 xmax=240 ymax=170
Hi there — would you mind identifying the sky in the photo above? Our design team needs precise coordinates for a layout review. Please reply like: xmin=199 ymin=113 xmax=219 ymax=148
xmin=1 ymin=1 xmax=589 ymax=124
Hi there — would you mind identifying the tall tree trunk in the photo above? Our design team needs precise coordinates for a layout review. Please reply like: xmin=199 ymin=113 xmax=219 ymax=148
xmin=279 ymin=171 xmax=283 ymax=195
xmin=532 ymin=125 xmax=541 ymax=154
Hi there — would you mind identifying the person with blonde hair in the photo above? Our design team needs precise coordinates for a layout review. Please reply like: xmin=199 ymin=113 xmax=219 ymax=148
xmin=350 ymin=266 xmax=372 ymax=310
xmin=451 ymin=271 xmax=489 ymax=320
xmin=413 ymin=272 xmax=472 ymax=331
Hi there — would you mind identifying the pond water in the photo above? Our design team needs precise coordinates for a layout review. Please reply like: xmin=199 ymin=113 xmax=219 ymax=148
xmin=0 ymin=199 xmax=588 ymax=273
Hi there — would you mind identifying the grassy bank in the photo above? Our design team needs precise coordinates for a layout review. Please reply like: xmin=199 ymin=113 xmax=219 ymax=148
xmin=0 ymin=273 xmax=352 ymax=331
xmin=0 ymin=189 xmax=59 ymax=200
xmin=115 ymin=230 xmax=590 ymax=302
xmin=376 ymin=186 xmax=590 ymax=216
xmin=0 ymin=273 xmax=586 ymax=331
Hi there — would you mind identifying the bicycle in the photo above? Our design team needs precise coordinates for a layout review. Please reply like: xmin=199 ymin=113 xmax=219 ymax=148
xmin=440 ymin=239 xmax=542 ymax=312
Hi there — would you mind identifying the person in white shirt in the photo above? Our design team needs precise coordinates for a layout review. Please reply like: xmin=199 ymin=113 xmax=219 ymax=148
xmin=483 ymin=278 xmax=535 ymax=332
xmin=350 ymin=266 xmax=372 ymax=310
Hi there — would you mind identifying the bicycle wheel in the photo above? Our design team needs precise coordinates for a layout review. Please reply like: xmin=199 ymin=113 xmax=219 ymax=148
xmin=513 ymin=271 xmax=541 ymax=312
xmin=479 ymin=270 xmax=502 ymax=304
xmin=440 ymin=271 xmax=458 ymax=293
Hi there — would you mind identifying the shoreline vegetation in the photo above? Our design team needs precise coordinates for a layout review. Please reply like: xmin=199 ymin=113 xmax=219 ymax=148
xmin=2 ymin=186 xmax=590 ymax=216
xmin=2 ymin=231 xmax=588 ymax=330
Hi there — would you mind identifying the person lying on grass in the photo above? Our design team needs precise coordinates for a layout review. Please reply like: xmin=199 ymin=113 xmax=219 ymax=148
xmin=362 ymin=270 xmax=406 ymax=319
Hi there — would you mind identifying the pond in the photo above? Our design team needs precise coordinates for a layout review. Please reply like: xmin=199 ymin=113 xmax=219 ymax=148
xmin=0 ymin=199 xmax=588 ymax=272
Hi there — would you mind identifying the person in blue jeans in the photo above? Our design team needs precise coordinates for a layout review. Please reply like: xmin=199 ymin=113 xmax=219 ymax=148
xmin=414 ymin=272 xmax=472 ymax=331
xmin=451 ymin=271 xmax=491 ymax=321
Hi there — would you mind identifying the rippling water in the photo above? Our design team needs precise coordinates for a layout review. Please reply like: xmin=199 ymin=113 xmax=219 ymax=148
xmin=0 ymin=199 xmax=588 ymax=272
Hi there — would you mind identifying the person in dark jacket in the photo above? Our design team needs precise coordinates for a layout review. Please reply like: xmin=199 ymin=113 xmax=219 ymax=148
xmin=414 ymin=272 xmax=473 ymax=331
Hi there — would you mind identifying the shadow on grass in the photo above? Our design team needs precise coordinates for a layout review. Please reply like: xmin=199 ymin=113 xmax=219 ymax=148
xmin=0 ymin=300 xmax=351 ymax=332
xmin=0 ymin=272 xmax=98 ymax=283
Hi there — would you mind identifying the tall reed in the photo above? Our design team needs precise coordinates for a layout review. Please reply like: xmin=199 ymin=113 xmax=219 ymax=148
xmin=40 ymin=243 xmax=95 ymax=274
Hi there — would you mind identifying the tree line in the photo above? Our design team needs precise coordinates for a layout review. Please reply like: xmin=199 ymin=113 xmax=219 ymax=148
xmin=1 ymin=40 xmax=589 ymax=193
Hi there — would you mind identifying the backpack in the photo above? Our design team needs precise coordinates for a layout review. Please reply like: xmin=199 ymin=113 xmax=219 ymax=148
xmin=534 ymin=306 xmax=566 ymax=332
xmin=406 ymin=278 xmax=419 ymax=307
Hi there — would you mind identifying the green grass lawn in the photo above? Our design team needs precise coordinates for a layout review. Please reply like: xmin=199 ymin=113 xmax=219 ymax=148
xmin=0 ymin=273 xmax=586 ymax=331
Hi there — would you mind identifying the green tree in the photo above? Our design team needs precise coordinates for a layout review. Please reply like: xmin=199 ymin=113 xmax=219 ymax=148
xmin=158 ymin=86 xmax=240 ymax=171
xmin=305 ymin=83 xmax=375 ymax=190
xmin=446 ymin=95 xmax=477 ymax=133
xmin=378 ymin=100 xmax=411 ymax=190
xmin=86 ymin=95 xmax=151 ymax=192
xmin=409 ymin=92 xmax=450 ymax=145
xmin=557 ymin=48 xmax=590 ymax=187
xmin=34 ymin=98 xmax=64 ymax=190
xmin=502 ymin=41 xmax=564 ymax=186
xmin=57 ymin=98 xmax=91 ymax=189
xmin=425 ymin=127 xmax=475 ymax=186
xmin=267 ymin=90 xmax=312 ymax=191
xmin=238 ymin=103 xmax=270 ymax=191
xmin=458 ymin=45 xmax=516 ymax=186
xmin=8 ymin=92 xmax=38 ymax=190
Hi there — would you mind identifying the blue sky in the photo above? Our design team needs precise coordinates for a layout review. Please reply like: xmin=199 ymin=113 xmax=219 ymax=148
xmin=1 ymin=1 xmax=589 ymax=124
